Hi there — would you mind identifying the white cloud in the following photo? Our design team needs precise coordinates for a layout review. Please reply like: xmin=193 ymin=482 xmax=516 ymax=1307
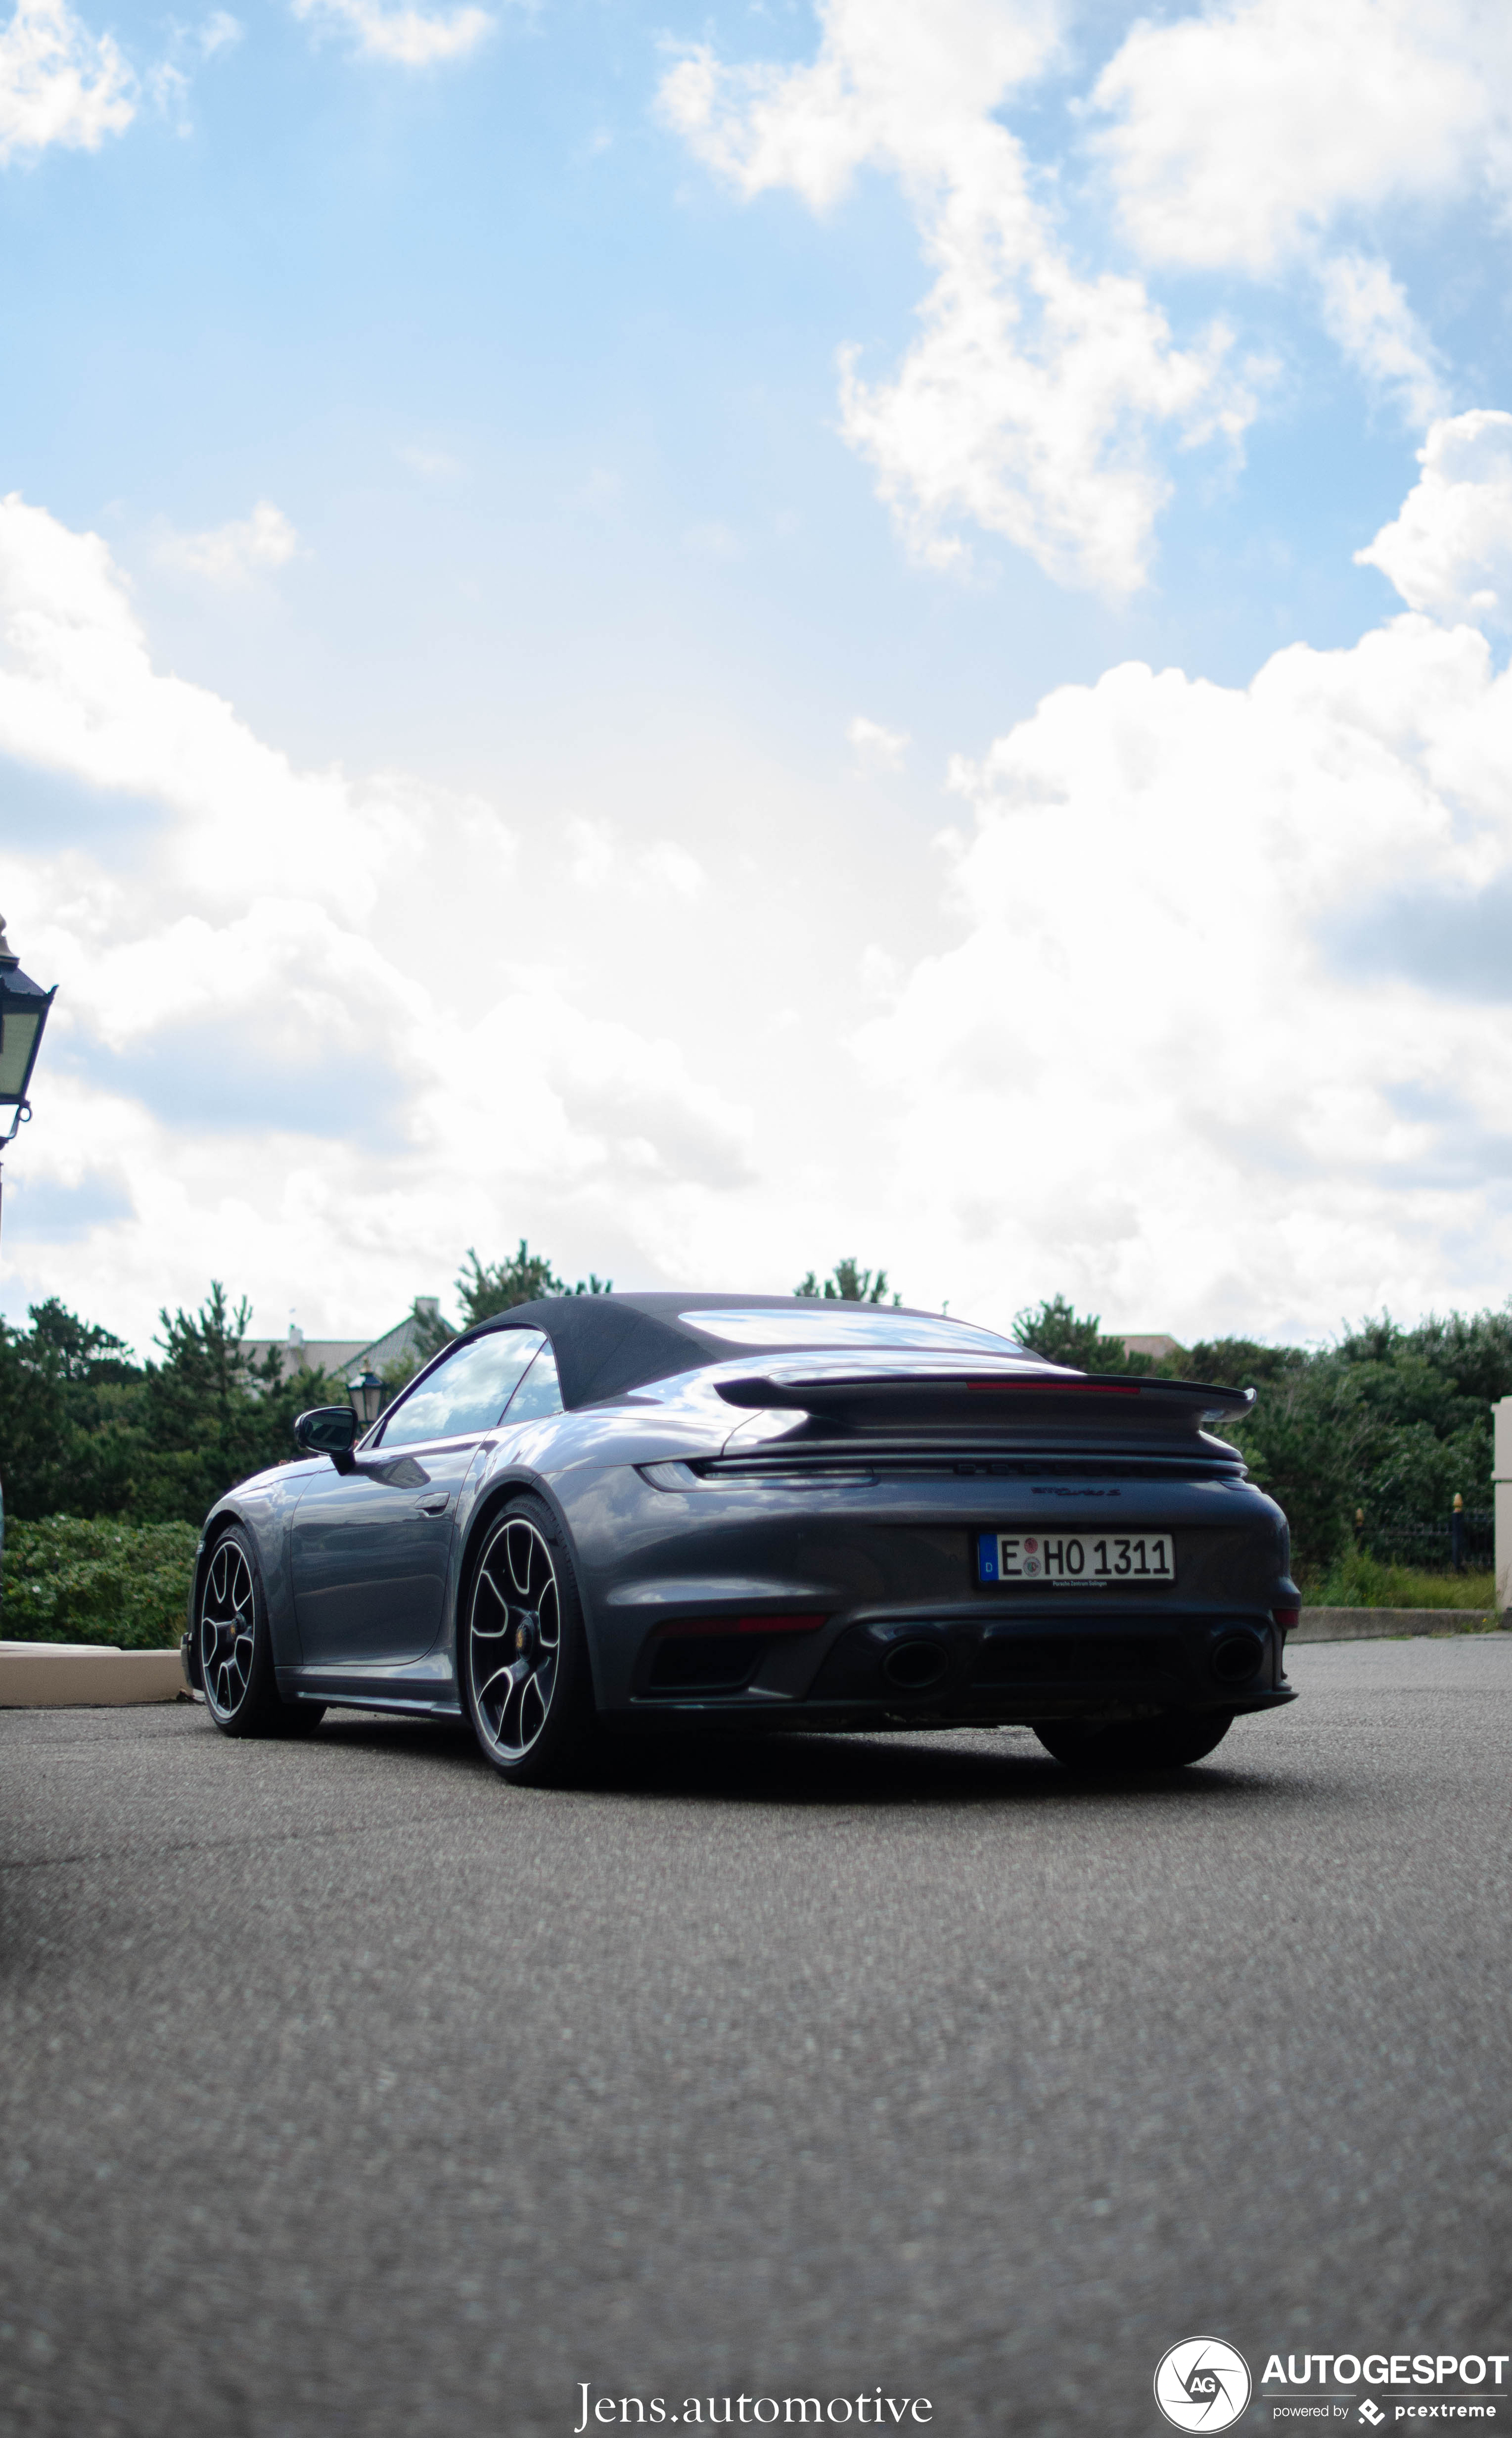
xmin=681 ymin=519 xmax=742 ymax=562
xmin=398 ymin=441 xmax=464 ymax=480
xmin=1356 ymin=411 xmax=1512 ymax=628
xmin=17 ymin=430 xmax=1512 ymax=1350
xmin=0 ymin=0 xmax=135 ymax=162
xmin=661 ymin=1 xmax=1252 ymax=597
xmin=566 ymin=818 xmax=705 ymax=901
xmin=292 ymin=0 xmax=492 ymax=68
xmin=660 ymin=0 xmax=1064 ymax=212
xmin=1088 ymin=0 xmax=1512 ymax=426
xmin=1091 ymin=0 xmax=1510 ymax=280
xmin=146 ymin=11 xmax=242 ymax=133
xmin=0 ymin=494 xmax=752 ymax=1342
xmin=196 ymin=12 xmax=240 ymax=58
xmin=156 ymin=499 xmax=304 ymax=585
xmin=0 ymin=491 xmax=409 ymax=911
xmin=834 ymin=261 xmax=1248 ymax=594
xmin=664 ymin=0 xmax=1512 ymax=601
xmin=848 ymin=713 xmax=909 ymax=773
xmin=1316 ymin=253 xmax=1448 ymax=427
xmin=850 ymin=426 xmax=1512 ymax=1340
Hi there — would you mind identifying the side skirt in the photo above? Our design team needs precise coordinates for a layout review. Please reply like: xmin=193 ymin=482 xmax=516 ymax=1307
xmin=276 ymin=1663 xmax=463 ymax=1721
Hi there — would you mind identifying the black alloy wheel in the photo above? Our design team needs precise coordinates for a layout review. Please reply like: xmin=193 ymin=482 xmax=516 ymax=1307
xmin=464 ymin=1499 xmax=595 ymax=1784
xmin=1033 ymin=1710 xmax=1235 ymax=1772
xmin=199 ymin=1525 xmax=324 ymax=1738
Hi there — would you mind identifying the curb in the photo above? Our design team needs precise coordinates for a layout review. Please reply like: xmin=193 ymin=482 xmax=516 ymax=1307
xmin=0 ymin=1641 xmax=190 ymax=1707
xmin=1293 ymin=1607 xmax=1503 ymax=1643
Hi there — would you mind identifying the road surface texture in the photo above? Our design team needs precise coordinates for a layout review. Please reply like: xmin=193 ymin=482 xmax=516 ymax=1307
xmin=2 ymin=1637 xmax=1509 ymax=2438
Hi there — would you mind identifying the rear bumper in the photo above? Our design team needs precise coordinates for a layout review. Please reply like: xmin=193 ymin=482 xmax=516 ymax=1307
xmin=624 ymin=1606 xmax=1294 ymax=1729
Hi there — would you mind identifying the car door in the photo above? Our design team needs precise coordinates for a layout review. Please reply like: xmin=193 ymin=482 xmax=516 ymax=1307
xmin=289 ymin=1329 xmax=548 ymax=1668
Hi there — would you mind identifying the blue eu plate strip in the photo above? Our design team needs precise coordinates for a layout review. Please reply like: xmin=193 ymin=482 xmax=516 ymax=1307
xmin=977 ymin=1531 xmax=999 ymax=1582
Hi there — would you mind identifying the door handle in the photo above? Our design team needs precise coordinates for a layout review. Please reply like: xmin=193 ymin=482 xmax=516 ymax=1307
xmin=416 ymin=1493 xmax=451 ymax=1516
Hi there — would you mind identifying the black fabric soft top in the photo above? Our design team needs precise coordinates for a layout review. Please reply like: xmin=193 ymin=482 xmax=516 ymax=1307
xmin=461 ymin=1293 xmax=1004 ymax=1410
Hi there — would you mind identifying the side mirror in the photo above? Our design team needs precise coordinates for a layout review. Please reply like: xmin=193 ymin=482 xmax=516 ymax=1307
xmin=294 ymin=1406 xmax=360 ymax=1469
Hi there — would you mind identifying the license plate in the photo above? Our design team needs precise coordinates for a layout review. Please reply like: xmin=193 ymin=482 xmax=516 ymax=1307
xmin=977 ymin=1530 xmax=1176 ymax=1586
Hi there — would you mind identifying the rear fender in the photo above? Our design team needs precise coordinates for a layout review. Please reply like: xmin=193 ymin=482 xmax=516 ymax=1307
xmin=450 ymin=1471 xmax=606 ymax=1705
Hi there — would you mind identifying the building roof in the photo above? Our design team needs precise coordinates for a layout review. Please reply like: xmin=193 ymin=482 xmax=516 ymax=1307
xmin=242 ymin=1298 xmax=446 ymax=1386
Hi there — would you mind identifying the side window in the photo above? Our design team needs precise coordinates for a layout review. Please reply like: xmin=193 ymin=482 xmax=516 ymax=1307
xmin=378 ymin=1331 xmax=546 ymax=1448
xmin=501 ymin=1341 xmax=563 ymax=1423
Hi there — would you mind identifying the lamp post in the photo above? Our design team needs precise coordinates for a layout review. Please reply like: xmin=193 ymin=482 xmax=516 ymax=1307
xmin=0 ymin=916 xmax=57 ymax=1249
xmin=348 ymin=1369 xmax=385 ymax=1429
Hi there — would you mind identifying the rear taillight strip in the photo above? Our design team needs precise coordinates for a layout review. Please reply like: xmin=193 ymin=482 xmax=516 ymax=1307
xmin=658 ymin=1613 xmax=828 ymax=1639
xmin=967 ymin=1380 xmax=1142 ymax=1396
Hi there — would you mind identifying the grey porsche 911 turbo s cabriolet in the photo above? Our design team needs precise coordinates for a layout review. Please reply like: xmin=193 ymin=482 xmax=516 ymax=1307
xmin=181 ymin=1293 xmax=1300 ymax=1781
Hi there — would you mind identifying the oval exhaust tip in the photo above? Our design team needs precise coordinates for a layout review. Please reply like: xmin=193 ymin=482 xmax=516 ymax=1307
xmin=882 ymin=1639 xmax=949 ymax=1693
xmin=1211 ymin=1631 xmax=1263 ymax=1685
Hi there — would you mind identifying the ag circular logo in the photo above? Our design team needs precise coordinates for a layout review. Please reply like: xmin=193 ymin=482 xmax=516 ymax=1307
xmin=1153 ymin=2339 xmax=1252 ymax=2431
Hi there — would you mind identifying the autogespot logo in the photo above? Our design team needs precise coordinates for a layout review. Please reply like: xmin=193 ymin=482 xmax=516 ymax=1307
xmin=1154 ymin=2340 xmax=1253 ymax=2433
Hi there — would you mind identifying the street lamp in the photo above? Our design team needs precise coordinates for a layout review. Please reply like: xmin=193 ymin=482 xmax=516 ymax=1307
xmin=348 ymin=1369 xmax=385 ymax=1429
xmin=0 ymin=915 xmax=57 ymax=1245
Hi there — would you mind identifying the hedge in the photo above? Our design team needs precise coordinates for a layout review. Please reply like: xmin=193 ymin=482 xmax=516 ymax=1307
xmin=1 ymin=1515 xmax=199 ymax=1649
xmin=1309 ymin=1548 xmax=1498 ymax=1611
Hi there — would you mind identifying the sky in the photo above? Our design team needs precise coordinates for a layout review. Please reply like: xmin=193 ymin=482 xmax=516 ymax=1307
xmin=5 ymin=0 xmax=1512 ymax=1357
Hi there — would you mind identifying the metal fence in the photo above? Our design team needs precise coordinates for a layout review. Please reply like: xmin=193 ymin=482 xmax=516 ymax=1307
xmin=1359 ymin=1512 xmax=1494 ymax=1569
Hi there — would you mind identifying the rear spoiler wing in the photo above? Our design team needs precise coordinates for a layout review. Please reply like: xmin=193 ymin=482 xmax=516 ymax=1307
xmin=715 ymin=1368 xmax=1257 ymax=1422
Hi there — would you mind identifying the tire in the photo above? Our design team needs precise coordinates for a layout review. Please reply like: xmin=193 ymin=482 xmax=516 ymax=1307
xmin=273 ymin=1699 xmax=327 ymax=1734
xmin=1033 ymin=1710 xmax=1235 ymax=1772
xmin=461 ymin=1496 xmax=598 ymax=1785
xmin=198 ymin=1525 xmax=324 ymax=1740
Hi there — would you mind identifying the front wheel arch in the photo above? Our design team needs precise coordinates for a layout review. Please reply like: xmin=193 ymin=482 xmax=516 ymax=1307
xmin=197 ymin=1516 xmax=324 ymax=1738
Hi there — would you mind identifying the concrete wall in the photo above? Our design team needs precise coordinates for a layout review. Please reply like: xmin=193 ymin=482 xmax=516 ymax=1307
xmin=1497 ymin=1397 xmax=1512 ymax=1619
xmin=0 ymin=1643 xmax=189 ymax=1705
xmin=1294 ymin=1608 xmax=1498 ymax=1643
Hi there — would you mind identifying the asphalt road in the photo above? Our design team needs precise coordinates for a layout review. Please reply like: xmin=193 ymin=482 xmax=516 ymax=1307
xmin=2 ymin=1638 xmax=1510 ymax=2438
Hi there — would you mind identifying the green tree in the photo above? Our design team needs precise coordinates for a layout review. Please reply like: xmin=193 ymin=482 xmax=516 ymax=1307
xmin=407 ymin=1297 xmax=457 ymax=1365
xmin=0 ymin=1298 xmax=148 ymax=1520
xmin=794 ymin=1260 xmax=899 ymax=1305
xmin=1224 ymin=1360 xmax=1371 ymax=1579
xmin=0 ymin=1284 xmax=346 ymax=1525
xmin=1154 ymin=1309 xmax=1512 ymax=1575
xmin=455 ymin=1242 xmax=612 ymax=1327
xmin=1163 ymin=1337 xmax=1302 ymax=1391
xmin=138 ymin=1282 xmax=342 ymax=1521
xmin=1011 ymin=1294 xmax=1151 ymax=1373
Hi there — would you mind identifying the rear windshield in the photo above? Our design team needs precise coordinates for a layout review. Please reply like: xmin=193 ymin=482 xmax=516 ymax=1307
xmin=683 ymin=1309 xmax=1029 ymax=1355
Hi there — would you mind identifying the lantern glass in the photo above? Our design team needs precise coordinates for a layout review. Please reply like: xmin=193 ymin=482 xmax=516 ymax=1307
xmin=0 ymin=1010 xmax=40 ymax=1101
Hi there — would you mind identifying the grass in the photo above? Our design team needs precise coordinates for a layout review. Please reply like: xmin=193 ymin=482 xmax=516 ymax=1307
xmin=1 ymin=1515 xmax=199 ymax=1649
xmin=1309 ymin=1547 xmax=1498 ymax=1612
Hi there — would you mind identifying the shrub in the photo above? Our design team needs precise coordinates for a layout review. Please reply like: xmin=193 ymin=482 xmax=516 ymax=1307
xmin=1310 ymin=1547 xmax=1498 ymax=1612
xmin=1 ymin=1515 xmax=199 ymax=1649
